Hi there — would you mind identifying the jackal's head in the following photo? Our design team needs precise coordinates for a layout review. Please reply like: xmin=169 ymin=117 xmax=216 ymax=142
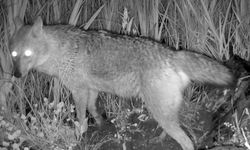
xmin=10 ymin=17 xmax=50 ymax=78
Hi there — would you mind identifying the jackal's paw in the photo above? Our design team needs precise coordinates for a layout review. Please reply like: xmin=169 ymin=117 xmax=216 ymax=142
xmin=74 ymin=118 xmax=88 ymax=140
xmin=93 ymin=115 xmax=104 ymax=127
xmin=149 ymin=131 xmax=167 ymax=144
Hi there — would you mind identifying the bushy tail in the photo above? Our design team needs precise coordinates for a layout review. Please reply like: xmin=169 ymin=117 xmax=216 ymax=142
xmin=173 ymin=51 xmax=235 ymax=86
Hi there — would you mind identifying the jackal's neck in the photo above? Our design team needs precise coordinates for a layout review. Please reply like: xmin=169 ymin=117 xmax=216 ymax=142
xmin=35 ymin=53 xmax=61 ymax=78
xmin=35 ymin=29 xmax=79 ymax=81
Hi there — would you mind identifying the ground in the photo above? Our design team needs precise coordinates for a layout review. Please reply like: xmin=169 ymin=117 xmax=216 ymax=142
xmin=0 ymin=83 xmax=249 ymax=150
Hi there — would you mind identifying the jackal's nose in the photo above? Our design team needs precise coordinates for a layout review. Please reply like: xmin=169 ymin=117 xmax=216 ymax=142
xmin=13 ymin=69 xmax=22 ymax=78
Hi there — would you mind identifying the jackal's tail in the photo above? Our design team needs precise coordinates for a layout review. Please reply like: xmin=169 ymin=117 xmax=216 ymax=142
xmin=173 ymin=51 xmax=235 ymax=86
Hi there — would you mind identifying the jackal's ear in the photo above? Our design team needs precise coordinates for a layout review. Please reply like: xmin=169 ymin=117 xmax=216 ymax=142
xmin=31 ymin=16 xmax=43 ymax=36
xmin=14 ymin=17 xmax=24 ymax=32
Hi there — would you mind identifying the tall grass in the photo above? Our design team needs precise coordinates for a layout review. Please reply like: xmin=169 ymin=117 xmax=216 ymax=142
xmin=0 ymin=0 xmax=248 ymax=149
xmin=0 ymin=0 xmax=15 ymax=111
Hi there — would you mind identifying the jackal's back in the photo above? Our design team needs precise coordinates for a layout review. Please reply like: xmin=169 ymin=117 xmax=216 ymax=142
xmin=45 ymin=25 xmax=234 ymax=91
xmin=43 ymin=26 xmax=175 ymax=95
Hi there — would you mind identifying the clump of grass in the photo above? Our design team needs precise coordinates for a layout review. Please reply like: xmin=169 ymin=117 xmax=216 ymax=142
xmin=1 ymin=0 xmax=249 ymax=149
xmin=221 ymin=108 xmax=250 ymax=148
xmin=2 ymin=72 xmax=79 ymax=149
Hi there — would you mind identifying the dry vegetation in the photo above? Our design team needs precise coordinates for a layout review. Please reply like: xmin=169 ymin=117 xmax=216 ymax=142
xmin=0 ymin=0 xmax=250 ymax=150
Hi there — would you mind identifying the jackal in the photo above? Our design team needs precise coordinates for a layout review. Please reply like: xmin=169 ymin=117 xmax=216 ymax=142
xmin=10 ymin=17 xmax=234 ymax=150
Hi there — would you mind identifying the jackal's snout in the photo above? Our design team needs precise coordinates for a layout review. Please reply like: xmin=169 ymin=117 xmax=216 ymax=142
xmin=11 ymin=54 xmax=22 ymax=78
xmin=12 ymin=59 xmax=22 ymax=78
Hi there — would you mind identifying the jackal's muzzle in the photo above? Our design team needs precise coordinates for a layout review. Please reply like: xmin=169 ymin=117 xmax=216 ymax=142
xmin=12 ymin=58 xmax=23 ymax=78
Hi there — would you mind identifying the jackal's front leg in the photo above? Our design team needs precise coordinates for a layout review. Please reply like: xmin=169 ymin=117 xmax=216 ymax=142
xmin=72 ymin=88 xmax=102 ymax=130
xmin=72 ymin=88 xmax=89 ymax=134
xmin=87 ymin=89 xmax=103 ymax=126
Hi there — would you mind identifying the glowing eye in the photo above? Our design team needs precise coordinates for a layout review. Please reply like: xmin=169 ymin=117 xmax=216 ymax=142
xmin=24 ymin=49 xmax=33 ymax=57
xmin=11 ymin=51 xmax=18 ymax=57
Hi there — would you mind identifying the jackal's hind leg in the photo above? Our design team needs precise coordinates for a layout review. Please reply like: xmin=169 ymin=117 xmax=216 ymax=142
xmin=143 ymin=89 xmax=193 ymax=150
xmin=142 ymin=74 xmax=194 ymax=150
